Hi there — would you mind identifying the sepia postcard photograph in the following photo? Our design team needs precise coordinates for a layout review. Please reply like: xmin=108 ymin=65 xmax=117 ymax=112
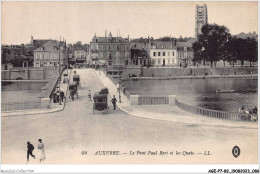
xmin=1 ymin=0 xmax=259 ymax=173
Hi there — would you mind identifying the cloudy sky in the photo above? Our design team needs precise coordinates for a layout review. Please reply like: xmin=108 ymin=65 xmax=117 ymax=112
xmin=2 ymin=1 xmax=258 ymax=45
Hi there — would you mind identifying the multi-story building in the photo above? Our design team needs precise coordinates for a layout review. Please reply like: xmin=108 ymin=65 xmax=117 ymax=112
xmin=130 ymin=42 xmax=150 ymax=66
xmin=74 ymin=47 xmax=87 ymax=63
xmin=195 ymin=4 xmax=208 ymax=40
xmin=33 ymin=40 xmax=68 ymax=68
xmin=68 ymin=51 xmax=75 ymax=64
xmin=30 ymin=36 xmax=50 ymax=49
xmin=89 ymin=32 xmax=131 ymax=66
xmin=149 ymin=41 xmax=178 ymax=66
xmin=74 ymin=49 xmax=86 ymax=59
xmin=176 ymin=38 xmax=196 ymax=67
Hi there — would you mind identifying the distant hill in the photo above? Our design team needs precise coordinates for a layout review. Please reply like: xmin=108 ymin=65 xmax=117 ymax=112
xmin=234 ymin=32 xmax=258 ymax=40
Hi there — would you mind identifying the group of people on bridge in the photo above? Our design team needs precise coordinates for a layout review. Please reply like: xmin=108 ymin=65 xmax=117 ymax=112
xmin=54 ymin=69 xmax=119 ymax=111
xmin=27 ymin=139 xmax=45 ymax=163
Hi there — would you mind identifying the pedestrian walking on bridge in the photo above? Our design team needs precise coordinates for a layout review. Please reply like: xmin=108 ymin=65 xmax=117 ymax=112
xmin=110 ymin=95 xmax=117 ymax=110
xmin=27 ymin=141 xmax=35 ymax=162
xmin=38 ymin=139 xmax=45 ymax=162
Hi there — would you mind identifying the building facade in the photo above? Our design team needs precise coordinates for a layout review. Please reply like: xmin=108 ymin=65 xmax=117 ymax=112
xmin=74 ymin=49 xmax=87 ymax=63
xmin=130 ymin=43 xmax=150 ymax=66
xmin=89 ymin=32 xmax=131 ymax=66
xmin=195 ymin=4 xmax=208 ymax=40
xmin=149 ymin=41 xmax=178 ymax=66
xmin=176 ymin=39 xmax=196 ymax=66
xmin=33 ymin=40 xmax=68 ymax=68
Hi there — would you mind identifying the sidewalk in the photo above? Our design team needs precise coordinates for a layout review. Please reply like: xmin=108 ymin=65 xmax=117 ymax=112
xmin=2 ymin=69 xmax=72 ymax=117
xmin=95 ymin=69 xmax=258 ymax=129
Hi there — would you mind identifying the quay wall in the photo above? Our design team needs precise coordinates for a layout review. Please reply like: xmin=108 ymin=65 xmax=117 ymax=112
xmin=1 ymin=68 xmax=59 ymax=80
xmin=122 ymin=67 xmax=258 ymax=78
xmin=2 ymin=67 xmax=66 ymax=112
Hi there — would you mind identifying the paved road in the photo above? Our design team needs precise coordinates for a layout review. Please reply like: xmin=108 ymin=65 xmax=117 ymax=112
xmin=2 ymin=69 xmax=258 ymax=164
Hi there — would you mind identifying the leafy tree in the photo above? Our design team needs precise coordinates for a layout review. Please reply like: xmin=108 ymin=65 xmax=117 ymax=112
xmin=10 ymin=55 xmax=23 ymax=67
xmin=160 ymin=36 xmax=171 ymax=41
xmin=224 ymin=37 xmax=257 ymax=67
xmin=192 ymin=41 xmax=205 ymax=65
xmin=246 ymin=37 xmax=258 ymax=66
xmin=193 ymin=24 xmax=231 ymax=67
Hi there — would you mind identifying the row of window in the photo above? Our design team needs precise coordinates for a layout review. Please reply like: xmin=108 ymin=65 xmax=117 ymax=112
xmin=91 ymin=44 xmax=129 ymax=51
xmin=35 ymin=53 xmax=58 ymax=59
xmin=35 ymin=61 xmax=59 ymax=65
xmin=75 ymin=55 xmax=85 ymax=58
xmin=153 ymin=58 xmax=176 ymax=64
xmin=75 ymin=51 xmax=85 ymax=54
xmin=153 ymin=51 xmax=175 ymax=57
xmin=178 ymin=52 xmax=193 ymax=58
xmin=132 ymin=59 xmax=151 ymax=66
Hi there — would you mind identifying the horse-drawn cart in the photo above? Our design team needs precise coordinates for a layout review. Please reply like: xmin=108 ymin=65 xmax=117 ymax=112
xmin=68 ymin=82 xmax=78 ymax=101
xmin=92 ymin=88 xmax=109 ymax=114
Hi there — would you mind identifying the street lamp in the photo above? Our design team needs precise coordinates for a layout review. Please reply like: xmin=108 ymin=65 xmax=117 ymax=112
xmin=117 ymin=78 xmax=122 ymax=103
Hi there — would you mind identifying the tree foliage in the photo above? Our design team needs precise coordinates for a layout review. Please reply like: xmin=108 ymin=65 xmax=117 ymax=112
xmin=193 ymin=24 xmax=258 ymax=67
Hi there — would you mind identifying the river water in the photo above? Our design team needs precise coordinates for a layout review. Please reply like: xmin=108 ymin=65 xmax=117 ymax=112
xmin=122 ymin=78 xmax=258 ymax=113
xmin=1 ymin=82 xmax=47 ymax=103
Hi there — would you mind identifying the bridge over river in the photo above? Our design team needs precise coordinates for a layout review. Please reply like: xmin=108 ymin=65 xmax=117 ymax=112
xmin=1 ymin=68 xmax=258 ymax=164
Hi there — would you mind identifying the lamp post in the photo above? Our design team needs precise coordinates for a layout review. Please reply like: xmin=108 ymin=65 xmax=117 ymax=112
xmin=118 ymin=77 xmax=122 ymax=103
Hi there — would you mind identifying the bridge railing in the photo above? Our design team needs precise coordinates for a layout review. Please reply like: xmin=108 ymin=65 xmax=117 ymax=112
xmin=1 ymin=100 xmax=41 ymax=111
xmin=107 ymin=73 xmax=118 ymax=85
xmin=175 ymin=98 xmax=257 ymax=122
xmin=138 ymin=96 xmax=169 ymax=105
xmin=124 ymin=90 xmax=131 ymax=99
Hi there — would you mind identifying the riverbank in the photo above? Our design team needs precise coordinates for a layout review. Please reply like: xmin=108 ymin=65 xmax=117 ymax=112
xmin=95 ymin=69 xmax=257 ymax=128
xmin=1 ymin=69 xmax=72 ymax=117
xmin=126 ymin=74 xmax=258 ymax=80
xmin=122 ymin=66 xmax=258 ymax=79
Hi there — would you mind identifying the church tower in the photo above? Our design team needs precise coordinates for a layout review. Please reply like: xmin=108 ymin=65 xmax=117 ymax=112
xmin=195 ymin=4 xmax=208 ymax=40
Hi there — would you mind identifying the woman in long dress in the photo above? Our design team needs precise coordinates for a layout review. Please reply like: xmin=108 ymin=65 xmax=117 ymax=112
xmin=38 ymin=139 xmax=46 ymax=162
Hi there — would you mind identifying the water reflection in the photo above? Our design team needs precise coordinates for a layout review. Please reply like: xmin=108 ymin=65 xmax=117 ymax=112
xmin=122 ymin=78 xmax=258 ymax=113
xmin=1 ymin=82 xmax=47 ymax=103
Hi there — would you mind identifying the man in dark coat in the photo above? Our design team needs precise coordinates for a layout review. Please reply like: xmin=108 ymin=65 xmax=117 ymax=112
xmin=110 ymin=95 xmax=117 ymax=110
xmin=27 ymin=141 xmax=35 ymax=162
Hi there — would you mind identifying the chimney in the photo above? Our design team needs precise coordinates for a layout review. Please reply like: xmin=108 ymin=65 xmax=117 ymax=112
xmin=148 ymin=36 xmax=150 ymax=44
xmin=128 ymin=35 xmax=129 ymax=41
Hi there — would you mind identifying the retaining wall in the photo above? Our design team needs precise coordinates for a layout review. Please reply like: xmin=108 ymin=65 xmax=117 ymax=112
xmin=122 ymin=67 xmax=258 ymax=78
xmin=1 ymin=68 xmax=59 ymax=80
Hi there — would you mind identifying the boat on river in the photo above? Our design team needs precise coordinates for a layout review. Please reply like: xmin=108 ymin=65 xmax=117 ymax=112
xmin=216 ymin=89 xmax=235 ymax=93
